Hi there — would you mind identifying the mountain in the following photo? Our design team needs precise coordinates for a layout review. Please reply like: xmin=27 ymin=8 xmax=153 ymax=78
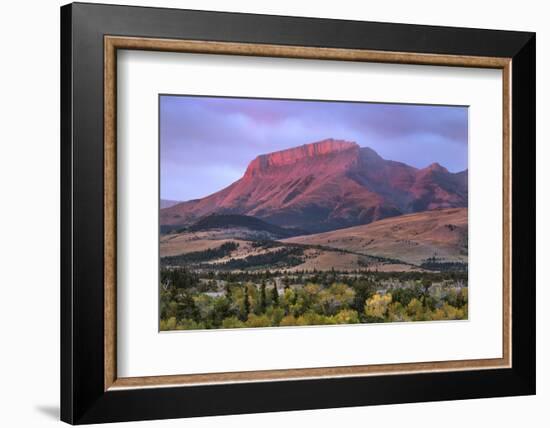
xmin=161 ymin=138 xmax=467 ymax=233
xmin=284 ymin=207 xmax=468 ymax=266
xmin=160 ymin=199 xmax=181 ymax=209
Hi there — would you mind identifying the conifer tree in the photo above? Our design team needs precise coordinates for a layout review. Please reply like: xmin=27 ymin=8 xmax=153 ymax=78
xmin=225 ymin=283 xmax=232 ymax=301
xmin=260 ymin=281 xmax=267 ymax=312
xmin=271 ymin=284 xmax=279 ymax=306
xmin=242 ymin=286 xmax=250 ymax=321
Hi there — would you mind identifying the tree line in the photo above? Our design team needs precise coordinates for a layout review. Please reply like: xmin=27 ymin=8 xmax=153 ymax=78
xmin=159 ymin=268 xmax=468 ymax=330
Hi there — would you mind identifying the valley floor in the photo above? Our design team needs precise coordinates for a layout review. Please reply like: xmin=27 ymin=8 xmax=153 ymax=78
xmin=159 ymin=208 xmax=469 ymax=331
xmin=160 ymin=208 xmax=468 ymax=273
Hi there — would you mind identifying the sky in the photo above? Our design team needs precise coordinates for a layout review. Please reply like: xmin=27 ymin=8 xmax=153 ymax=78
xmin=160 ymin=95 xmax=468 ymax=202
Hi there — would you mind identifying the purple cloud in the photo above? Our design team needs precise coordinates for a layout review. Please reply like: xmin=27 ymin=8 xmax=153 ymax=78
xmin=160 ymin=95 xmax=468 ymax=201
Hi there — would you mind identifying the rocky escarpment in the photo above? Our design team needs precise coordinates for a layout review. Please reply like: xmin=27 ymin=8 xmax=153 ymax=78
xmin=160 ymin=138 xmax=467 ymax=233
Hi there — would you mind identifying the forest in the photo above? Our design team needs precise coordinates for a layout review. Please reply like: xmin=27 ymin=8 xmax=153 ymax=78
xmin=159 ymin=268 xmax=468 ymax=330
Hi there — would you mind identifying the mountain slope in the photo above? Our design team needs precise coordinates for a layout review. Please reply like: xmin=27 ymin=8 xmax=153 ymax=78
xmin=161 ymin=138 xmax=467 ymax=233
xmin=160 ymin=199 xmax=181 ymax=209
xmin=283 ymin=207 xmax=468 ymax=266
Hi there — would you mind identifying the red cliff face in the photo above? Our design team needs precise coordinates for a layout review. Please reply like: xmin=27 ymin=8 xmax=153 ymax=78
xmin=244 ymin=139 xmax=359 ymax=178
xmin=161 ymin=139 xmax=468 ymax=233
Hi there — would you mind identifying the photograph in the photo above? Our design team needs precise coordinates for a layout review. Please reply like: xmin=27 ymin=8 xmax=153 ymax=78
xmin=159 ymin=95 xmax=469 ymax=331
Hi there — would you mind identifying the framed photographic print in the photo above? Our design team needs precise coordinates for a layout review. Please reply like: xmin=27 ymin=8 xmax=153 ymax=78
xmin=60 ymin=2 xmax=535 ymax=424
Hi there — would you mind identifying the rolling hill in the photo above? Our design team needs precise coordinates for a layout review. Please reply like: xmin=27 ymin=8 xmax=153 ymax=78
xmin=160 ymin=208 xmax=467 ymax=272
xmin=283 ymin=207 xmax=468 ymax=266
xmin=187 ymin=214 xmax=307 ymax=237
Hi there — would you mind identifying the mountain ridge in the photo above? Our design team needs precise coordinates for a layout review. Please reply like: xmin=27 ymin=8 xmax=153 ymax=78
xmin=244 ymin=139 xmax=359 ymax=177
xmin=161 ymin=139 xmax=467 ymax=233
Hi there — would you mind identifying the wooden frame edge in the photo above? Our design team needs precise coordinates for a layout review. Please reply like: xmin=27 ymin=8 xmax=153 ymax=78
xmin=104 ymin=36 xmax=512 ymax=68
xmin=104 ymin=37 xmax=117 ymax=390
xmin=110 ymin=357 xmax=508 ymax=390
xmin=103 ymin=35 xmax=512 ymax=391
xmin=502 ymin=61 xmax=513 ymax=369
